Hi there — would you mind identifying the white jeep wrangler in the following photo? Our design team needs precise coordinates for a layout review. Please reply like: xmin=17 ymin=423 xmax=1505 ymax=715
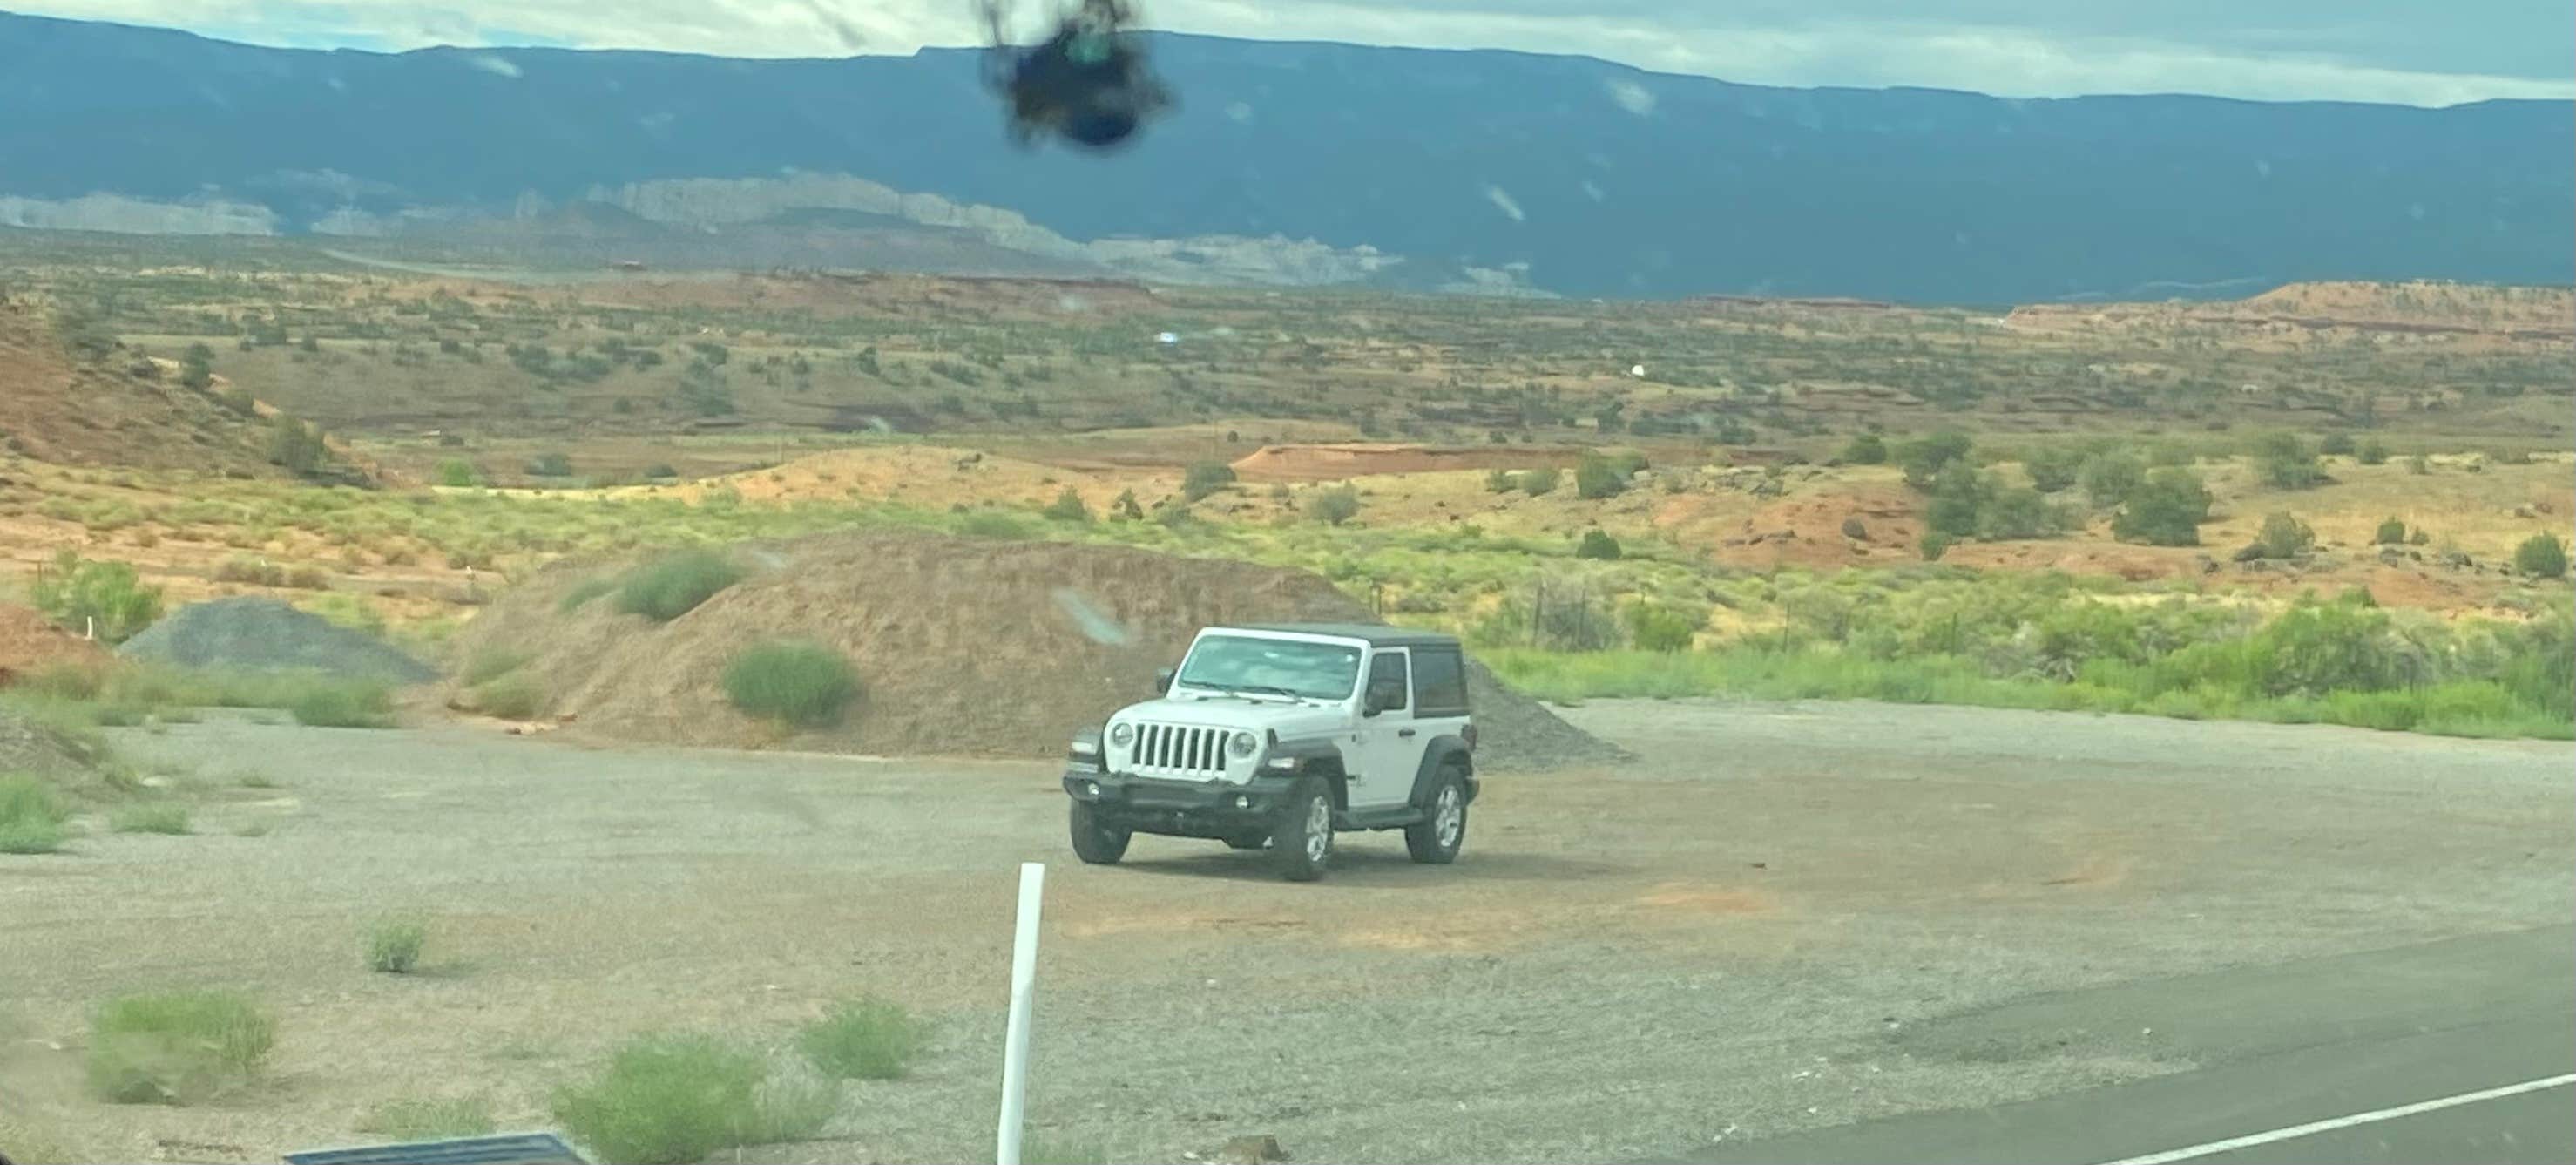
xmin=1062 ymin=623 xmax=1478 ymax=882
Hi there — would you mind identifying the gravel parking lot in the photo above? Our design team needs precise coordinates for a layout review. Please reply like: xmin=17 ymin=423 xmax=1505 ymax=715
xmin=3 ymin=700 xmax=2567 ymax=1164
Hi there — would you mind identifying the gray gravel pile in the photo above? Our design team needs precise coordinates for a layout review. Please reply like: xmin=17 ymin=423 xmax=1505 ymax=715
xmin=0 ymin=706 xmax=101 ymax=776
xmin=118 ymin=598 xmax=436 ymax=684
xmin=1465 ymin=660 xmax=1628 ymax=772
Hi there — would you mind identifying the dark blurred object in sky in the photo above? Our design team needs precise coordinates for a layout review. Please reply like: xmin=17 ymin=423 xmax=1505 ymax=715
xmin=981 ymin=0 xmax=1173 ymax=150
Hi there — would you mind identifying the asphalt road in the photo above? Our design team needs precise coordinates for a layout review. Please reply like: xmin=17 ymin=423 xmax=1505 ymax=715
xmin=1665 ymin=925 xmax=2576 ymax=1165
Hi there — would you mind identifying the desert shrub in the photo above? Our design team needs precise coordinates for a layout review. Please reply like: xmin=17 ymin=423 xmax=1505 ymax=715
xmin=2374 ymin=517 xmax=2409 ymax=545
xmin=268 ymin=416 xmax=328 ymax=475
xmin=214 ymin=555 xmax=287 ymax=586
xmin=1574 ymin=529 xmax=1623 ymax=560
xmin=2516 ymin=533 xmax=2568 ymax=579
xmin=1483 ymin=468 xmax=1515 ymax=493
xmin=1518 ymin=466 xmax=1560 ymax=497
xmin=2078 ymin=451 xmax=2146 ymax=506
xmin=110 ymin=802 xmax=191 ymax=835
xmin=365 ymin=917 xmax=427 ymax=973
xmin=289 ymin=682 xmax=396 ymax=728
xmin=558 ymin=578 xmax=616 ymax=613
xmin=1109 ymin=489 xmax=1144 ymax=521
xmin=463 ymin=648 xmax=532 ymax=686
xmin=2408 ymin=453 xmax=2431 ymax=475
xmin=2356 ymin=439 xmax=2390 ymax=465
xmin=2111 ymin=469 xmax=2213 ymax=546
xmin=2318 ymin=432 xmax=2356 ymax=457
xmin=1840 ymin=517 xmax=1869 ymax=541
xmin=0 ymin=775 xmax=69 ymax=855
xmin=525 ymin=451 xmax=575 ymax=478
xmin=1898 ymin=430 xmax=1973 ymax=490
xmin=2252 ymin=512 xmax=2316 ymax=559
xmin=724 ymin=641 xmax=858 ymax=728
xmin=1924 ymin=464 xmax=1982 ymax=538
xmin=1622 ymin=602 xmax=1700 ymax=652
xmin=435 ymin=459 xmax=478 ymax=488
xmin=1837 ymin=433 xmax=1888 ymax=465
xmin=86 ymin=990 xmax=275 ymax=1104
xmin=284 ymin=566 xmax=331 ymax=590
xmin=30 ymin=550 xmax=162 ymax=644
xmin=551 ymin=1033 xmax=834 ymax=1165
xmin=2024 ymin=446 xmax=2085 ymax=493
xmin=1180 ymin=461 xmax=1236 ymax=501
xmin=1305 ymin=484 xmax=1362 ymax=526
xmin=1919 ymin=530 xmax=1953 ymax=560
xmin=361 ymin=1097 xmax=495 ymax=1141
xmin=798 ymin=996 xmax=925 ymax=1080
xmin=1041 ymin=488 xmax=1092 ymax=524
xmin=474 ymin=673 xmax=546 ymax=720
xmin=1574 ymin=452 xmax=1627 ymax=499
xmin=1976 ymin=485 xmax=2068 ymax=540
xmin=616 ymin=550 xmax=740 ymax=621
xmin=2254 ymin=431 xmax=2326 ymax=490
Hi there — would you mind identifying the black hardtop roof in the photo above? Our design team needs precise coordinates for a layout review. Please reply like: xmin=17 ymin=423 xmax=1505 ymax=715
xmin=1218 ymin=623 xmax=1461 ymax=648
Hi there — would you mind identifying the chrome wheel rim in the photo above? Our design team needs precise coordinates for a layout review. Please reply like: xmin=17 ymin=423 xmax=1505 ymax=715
xmin=1435 ymin=786 xmax=1464 ymax=849
xmin=1303 ymin=797 xmax=1332 ymax=864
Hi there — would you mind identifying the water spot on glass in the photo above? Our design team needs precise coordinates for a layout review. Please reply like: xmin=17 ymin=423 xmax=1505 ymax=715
xmin=1483 ymin=186 xmax=1525 ymax=223
xmin=2407 ymin=203 xmax=2427 ymax=221
xmin=1226 ymin=101 xmax=1254 ymax=124
xmin=1053 ymin=589 xmax=1132 ymax=647
xmin=1954 ymin=231 xmax=1972 ymax=248
xmin=1581 ymin=180 xmax=1606 ymax=202
xmin=464 ymin=53 xmax=522 ymax=79
xmin=1606 ymin=79 xmax=1655 ymax=116
xmin=2255 ymin=159 xmax=2273 ymax=179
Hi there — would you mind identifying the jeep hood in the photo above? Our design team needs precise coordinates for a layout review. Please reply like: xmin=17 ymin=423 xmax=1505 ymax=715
xmin=1113 ymin=696 xmax=1348 ymax=739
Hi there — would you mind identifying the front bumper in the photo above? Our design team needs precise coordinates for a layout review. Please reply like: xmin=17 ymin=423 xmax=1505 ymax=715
xmin=1063 ymin=769 xmax=1300 ymax=837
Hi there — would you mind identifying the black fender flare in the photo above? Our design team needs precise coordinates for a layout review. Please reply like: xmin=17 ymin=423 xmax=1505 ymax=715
xmin=1408 ymin=736 xmax=1475 ymax=808
xmin=1268 ymin=738 xmax=1350 ymax=809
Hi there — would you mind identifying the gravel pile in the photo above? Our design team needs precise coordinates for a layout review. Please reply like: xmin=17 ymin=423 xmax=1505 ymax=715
xmin=452 ymin=530 xmax=1620 ymax=770
xmin=0 ymin=706 xmax=105 ymax=776
xmin=118 ymin=598 xmax=436 ymax=684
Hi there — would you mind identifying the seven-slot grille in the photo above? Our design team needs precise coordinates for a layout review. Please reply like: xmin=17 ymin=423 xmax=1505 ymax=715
xmin=1128 ymin=722 xmax=1231 ymax=777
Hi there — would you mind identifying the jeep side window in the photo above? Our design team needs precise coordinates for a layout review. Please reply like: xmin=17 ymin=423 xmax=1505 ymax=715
xmin=1413 ymin=647 xmax=1468 ymax=716
xmin=1367 ymin=650 xmax=1410 ymax=713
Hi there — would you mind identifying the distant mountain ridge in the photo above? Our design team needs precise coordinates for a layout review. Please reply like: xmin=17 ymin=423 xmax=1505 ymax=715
xmin=1 ymin=10 xmax=2568 ymax=301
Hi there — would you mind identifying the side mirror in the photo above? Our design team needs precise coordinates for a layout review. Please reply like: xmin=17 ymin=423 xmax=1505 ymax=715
xmin=1364 ymin=681 xmax=1403 ymax=715
xmin=1154 ymin=667 xmax=1176 ymax=694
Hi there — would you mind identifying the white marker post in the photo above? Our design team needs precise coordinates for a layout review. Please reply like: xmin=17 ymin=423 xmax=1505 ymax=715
xmin=995 ymin=862 xmax=1046 ymax=1165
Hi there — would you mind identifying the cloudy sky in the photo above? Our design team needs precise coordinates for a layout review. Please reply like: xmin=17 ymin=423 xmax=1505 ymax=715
xmin=22 ymin=0 xmax=2573 ymax=105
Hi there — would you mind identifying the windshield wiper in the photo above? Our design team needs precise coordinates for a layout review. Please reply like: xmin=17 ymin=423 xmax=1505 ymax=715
xmin=1191 ymin=681 xmax=1308 ymax=701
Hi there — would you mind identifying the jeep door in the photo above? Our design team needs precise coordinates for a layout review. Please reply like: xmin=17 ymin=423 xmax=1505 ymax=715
xmin=1345 ymin=647 xmax=1418 ymax=809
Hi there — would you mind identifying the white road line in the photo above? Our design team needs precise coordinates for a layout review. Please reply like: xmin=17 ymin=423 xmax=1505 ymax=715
xmin=2089 ymin=1072 xmax=2576 ymax=1165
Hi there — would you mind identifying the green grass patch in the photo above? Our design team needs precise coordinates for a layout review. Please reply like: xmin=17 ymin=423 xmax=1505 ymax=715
xmin=109 ymin=802 xmax=191 ymax=835
xmin=290 ymin=683 xmax=396 ymax=728
xmin=365 ymin=917 xmax=427 ymax=973
xmin=615 ymin=550 xmax=741 ymax=621
xmin=359 ymin=1097 xmax=497 ymax=1141
xmin=797 ymin=995 xmax=925 ymax=1080
xmin=0 ymin=774 xmax=71 ymax=855
xmin=551 ymin=1033 xmax=836 ymax=1165
xmin=85 ymin=990 xmax=275 ymax=1104
xmin=723 ymin=641 xmax=858 ymax=728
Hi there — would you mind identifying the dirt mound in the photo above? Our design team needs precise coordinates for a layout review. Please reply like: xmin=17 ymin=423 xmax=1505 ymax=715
xmin=1231 ymin=443 xmax=1579 ymax=483
xmin=0 ymin=297 xmax=278 ymax=474
xmin=0 ymin=705 xmax=109 ymax=776
xmin=1694 ymin=486 xmax=1925 ymax=570
xmin=0 ymin=605 xmax=111 ymax=686
xmin=118 ymin=598 xmax=436 ymax=683
xmin=453 ymin=531 xmax=1618 ymax=770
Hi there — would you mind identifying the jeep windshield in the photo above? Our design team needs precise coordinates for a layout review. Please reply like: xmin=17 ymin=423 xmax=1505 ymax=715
xmin=1174 ymin=636 xmax=1362 ymax=701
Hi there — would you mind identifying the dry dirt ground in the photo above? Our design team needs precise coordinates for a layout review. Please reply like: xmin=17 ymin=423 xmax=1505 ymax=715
xmin=3 ymin=701 xmax=2569 ymax=1164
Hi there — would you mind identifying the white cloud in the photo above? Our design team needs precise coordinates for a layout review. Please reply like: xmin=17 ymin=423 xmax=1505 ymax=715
xmin=19 ymin=0 xmax=2573 ymax=105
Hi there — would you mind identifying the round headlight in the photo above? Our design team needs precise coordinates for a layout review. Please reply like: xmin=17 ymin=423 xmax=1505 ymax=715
xmin=1229 ymin=731 xmax=1257 ymax=758
xmin=1109 ymin=723 xmax=1133 ymax=746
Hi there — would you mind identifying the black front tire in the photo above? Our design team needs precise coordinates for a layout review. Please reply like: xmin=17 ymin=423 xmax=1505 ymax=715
xmin=1069 ymin=799 xmax=1131 ymax=864
xmin=1404 ymin=766 xmax=1468 ymax=864
xmin=1270 ymin=781 xmax=1335 ymax=882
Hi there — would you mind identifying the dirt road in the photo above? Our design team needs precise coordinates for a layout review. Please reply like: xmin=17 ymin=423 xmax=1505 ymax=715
xmin=3 ymin=701 xmax=2568 ymax=1164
